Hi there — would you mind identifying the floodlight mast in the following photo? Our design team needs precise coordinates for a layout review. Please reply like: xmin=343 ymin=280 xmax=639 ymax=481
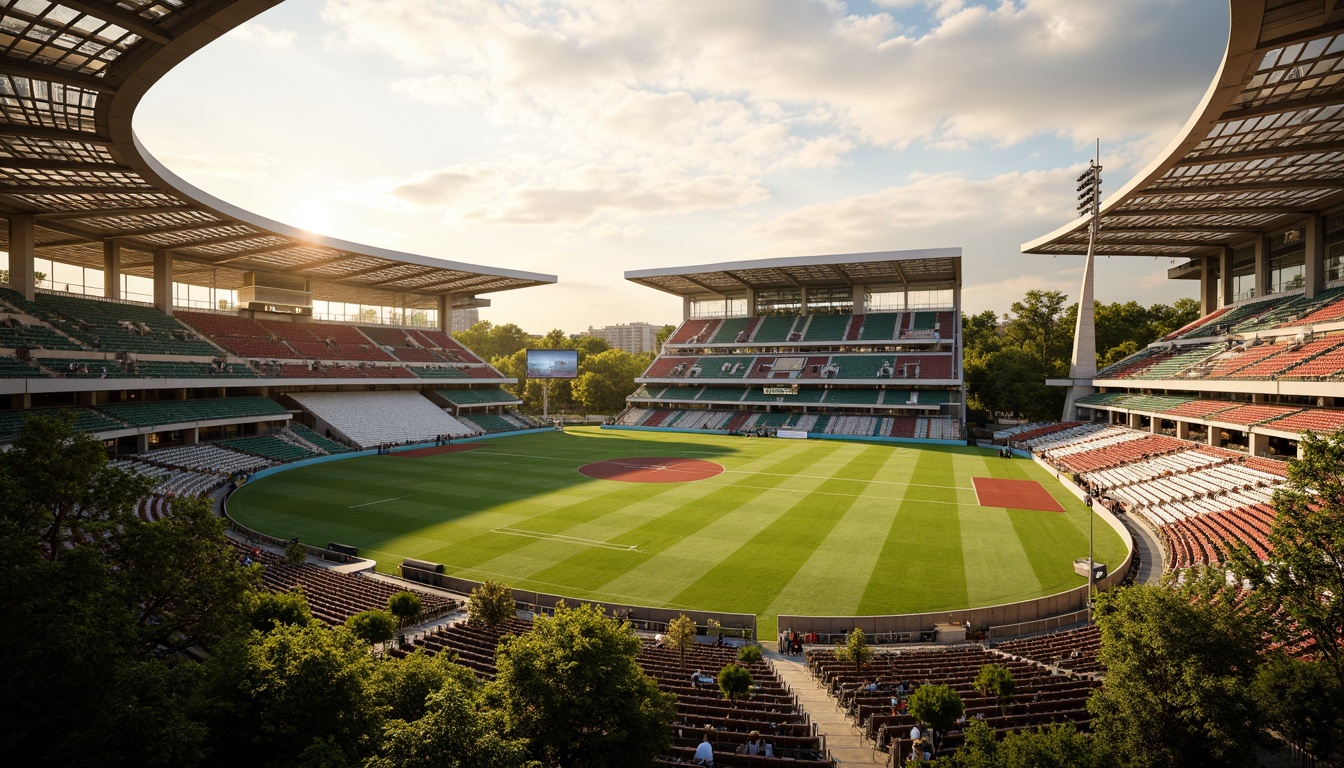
xmin=1072 ymin=140 xmax=1102 ymax=620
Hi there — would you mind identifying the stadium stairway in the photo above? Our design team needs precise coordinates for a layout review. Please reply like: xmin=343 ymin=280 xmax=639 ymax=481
xmin=766 ymin=650 xmax=886 ymax=765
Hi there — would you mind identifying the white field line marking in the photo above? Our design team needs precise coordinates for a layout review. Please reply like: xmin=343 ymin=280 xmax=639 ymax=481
xmin=349 ymin=494 xmax=417 ymax=509
xmin=720 ymin=468 xmax=972 ymax=492
xmin=491 ymin=527 xmax=643 ymax=552
xmin=972 ymin=477 xmax=983 ymax=506
xmin=687 ymin=480 xmax=978 ymax=505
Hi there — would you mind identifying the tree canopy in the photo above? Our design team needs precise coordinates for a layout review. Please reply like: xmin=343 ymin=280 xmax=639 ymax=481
xmin=467 ymin=580 xmax=516 ymax=629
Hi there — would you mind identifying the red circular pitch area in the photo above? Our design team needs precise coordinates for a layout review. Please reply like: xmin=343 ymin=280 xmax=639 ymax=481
xmin=578 ymin=457 xmax=725 ymax=484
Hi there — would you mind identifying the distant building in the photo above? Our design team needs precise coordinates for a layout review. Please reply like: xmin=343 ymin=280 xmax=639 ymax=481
xmin=582 ymin=322 xmax=660 ymax=354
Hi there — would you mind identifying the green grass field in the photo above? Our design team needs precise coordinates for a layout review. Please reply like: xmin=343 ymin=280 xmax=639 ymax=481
xmin=227 ymin=427 xmax=1127 ymax=637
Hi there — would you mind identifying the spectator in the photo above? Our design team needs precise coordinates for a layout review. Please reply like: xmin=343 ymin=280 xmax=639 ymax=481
xmin=694 ymin=734 xmax=714 ymax=766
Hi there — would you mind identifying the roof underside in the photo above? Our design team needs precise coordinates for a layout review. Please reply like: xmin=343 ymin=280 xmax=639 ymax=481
xmin=1024 ymin=0 xmax=1344 ymax=261
xmin=0 ymin=0 xmax=554 ymax=310
xmin=625 ymin=249 xmax=961 ymax=299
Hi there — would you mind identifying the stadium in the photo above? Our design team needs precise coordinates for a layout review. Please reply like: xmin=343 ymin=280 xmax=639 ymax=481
xmin=2 ymin=1 xmax=1342 ymax=767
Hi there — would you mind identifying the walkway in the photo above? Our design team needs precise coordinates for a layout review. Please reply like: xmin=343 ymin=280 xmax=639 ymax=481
xmin=1116 ymin=512 xmax=1164 ymax=585
xmin=766 ymin=648 xmax=888 ymax=766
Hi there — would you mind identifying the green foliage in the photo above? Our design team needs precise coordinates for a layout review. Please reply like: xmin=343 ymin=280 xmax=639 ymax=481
xmin=491 ymin=602 xmax=675 ymax=767
xmin=717 ymin=662 xmax=753 ymax=702
xmin=453 ymin=321 xmax=533 ymax=362
xmin=467 ymin=580 xmax=515 ymax=629
xmin=367 ymin=675 xmax=532 ymax=768
xmin=654 ymin=324 xmax=676 ymax=348
xmin=737 ymin=644 xmax=764 ymax=664
xmin=199 ymin=622 xmax=380 ymax=767
xmin=1252 ymin=651 xmax=1344 ymax=760
xmin=369 ymin=649 xmax=476 ymax=725
xmin=284 ymin=539 xmax=308 ymax=565
xmin=572 ymin=348 xmax=650 ymax=414
xmin=835 ymin=627 xmax=873 ymax=672
xmin=907 ymin=683 xmax=964 ymax=734
xmin=665 ymin=613 xmax=697 ymax=668
xmin=973 ymin=663 xmax=1015 ymax=714
xmin=1089 ymin=568 xmax=1265 ymax=768
xmin=345 ymin=609 xmax=397 ymax=649
xmin=387 ymin=590 xmax=422 ymax=628
xmin=0 ymin=413 xmax=255 ymax=765
xmin=936 ymin=720 xmax=1118 ymax=768
xmin=1230 ymin=429 xmax=1344 ymax=685
xmin=246 ymin=588 xmax=314 ymax=632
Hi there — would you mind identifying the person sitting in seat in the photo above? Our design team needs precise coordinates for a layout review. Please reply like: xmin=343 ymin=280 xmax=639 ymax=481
xmin=694 ymin=733 xmax=715 ymax=766
xmin=745 ymin=731 xmax=768 ymax=756
xmin=691 ymin=670 xmax=715 ymax=687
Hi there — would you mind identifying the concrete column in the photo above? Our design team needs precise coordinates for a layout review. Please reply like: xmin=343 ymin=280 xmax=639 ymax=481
xmin=135 ymin=433 xmax=150 ymax=453
xmin=1149 ymin=418 xmax=1160 ymax=435
xmin=682 ymin=296 xmax=693 ymax=322
xmin=1061 ymin=243 xmax=1098 ymax=420
xmin=1200 ymin=256 xmax=1218 ymax=315
xmin=183 ymin=427 xmax=199 ymax=446
xmin=1249 ymin=431 xmax=1270 ymax=457
xmin=1254 ymin=235 xmax=1269 ymax=298
xmin=152 ymin=251 xmax=173 ymax=316
xmin=7 ymin=214 xmax=35 ymax=301
xmin=103 ymin=240 xmax=122 ymax=301
xmin=852 ymin=283 xmax=866 ymax=313
xmin=1220 ymin=246 xmax=1235 ymax=306
xmin=1207 ymin=427 xmax=1223 ymax=448
xmin=799 ymin=285 xmax=809 ymax=314
xmin=1304 ymin=214 xmax=1325 ymax=299
xmin=1127 ymin=412 xmax=1141 ymax=429
xmin=1175 ymin=420 xmax=1190 ymax=439
xmin=437 ymin=294 xmax=452 ymax=332
xmin=745 ymin=290 xmax=757 ymax=316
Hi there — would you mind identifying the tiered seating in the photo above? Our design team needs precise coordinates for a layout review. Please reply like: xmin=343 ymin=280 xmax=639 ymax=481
xmin=289 ymin=423 xmax=352 ymax=454
xmin=141 ymin=443 xmax=273 ymax=475
xmin=255 ymin=319 xmax=395 ymax=362
xmin=260 ymin=563 xmax=458 ymax=627
xmin=130 ymin=359 xmax=259 ymax=378
xmin=0 ymin=355 xmax=46 ymax=377
xmin=1187 ymin=341 xmax=1287 ymax=378
xmin=1124 ymin=344 xmax=1217 ymax=379
xmin=409 ymin=365 xmax=467 ymax=378
xmin=459 ymin=413 xmax=521 ymax=433
xmin=666 ymin=317 xmax=722 ymax=345
xmin=824 ymin=388 xmax=882 ymax=405
xmin=33 ymin=293 xmax=219 ymax=355
xmin=1208 ymin=404 xmax=1301 ymax=426
xmin=289 ymin=391 xmax=475 ymax=447
xmin=96 ymin=396 xmax=288 ymax=427
xmin=1280 ymin=340 xmax=1344 ymax=379
xmin=995 ymin=625 xmax=1101 ymax=675
xmin=0 ymin=406 xmax=126 ymax=443
xmin=800 ymin=313 xmax=850 ymax=341
xmin=1176 ymin=296 xmax=1287 ymax=339
xmin=1163 ymin=399 xmax=1238 ymax=420
xmin=1235 ymin=337 xmax=1343 ymax=378
xmin=408 ymin=329 xmax=486 ymax=364
xmin=1159 ymin=504 xmax=1275 ymax=568
xmin=858 ymin=312 xmax=900 ymax=341
xmin=1241 ymin=286 xmax=1344 ymax=332
xmin=1050 ymin=433 xmax=1190 ymax=474
xmin=1263 ymin=408 xmax=1344 ymax=433
xmin=177 ymin=311 xmax=296 ymax=358
xmin=751 ymin=315 xmax=799 ymax=343
xmin=437 ymin=387 xmax=519 ymax=406
xmin=1095 ymin=346 xmax=1165 ymax=378
xmin=711 ymin=316 xmax=757 ymax=344
xmin=809 ymin=645 xmax=1098 ymax=756
xmin=0 ymin=319 xmax=84 ymax=350
xmin=219 ymin=435 xmax=322 ymax=463
xmin=265 ymin=362 xmax=416 ymax=379
xmin=643 ymin=356 xmax=696 ymax=378
xmin=1291 ymin=287 xmax=1344 ymax=325
xmin=114 ymin=460 xmax=227 ymax=499
xmin=357 ymin=325 xmax=449 ymax=362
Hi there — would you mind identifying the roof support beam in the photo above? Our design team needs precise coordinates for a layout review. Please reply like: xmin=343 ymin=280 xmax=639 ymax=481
xmin=166 ymin=232 xmax=272 ymax=252
xmin=214 ymin=241 xmax=302 ymax=265
xmin=1220 ymin=91 xmax=1344 ymax=121
xmin=368 ymin=267 xmax=440 ymax=287
xmin=288 ymin=253 xmax=366 ymax=273
xmin=413 ymin=274 xmax=500 ymax=293
xmin=0 ymin=157 xmax=125 ymax=173
xmin=1108 ymin=206 xmax=1311 ymax=217
xmin=1099 ymin=224 xmax=1267 ymax=233
xmin=1173 ymin=139 xmax=1344 ymax=167
xmin=716 ymin=271 xmax=755 ymax=289
xmin=0 ymin=124 xmax=112 ymax=145
xmin=0 ymin=184 xmax=155 ymax=195
xmin=34 ymin=205 xmax=197 ymax=221
xmin=104 ymin=220 xmax=233 ymax=240
xmin=679 ymin=275 xmax=730 ymax=296
xmin=1141 ymin=180 xmax=1342 ymax=196
xmin=0 ymin=58 xmax=116 ymax=94
xmin=57 ymin=1 xmax=174 ymax=45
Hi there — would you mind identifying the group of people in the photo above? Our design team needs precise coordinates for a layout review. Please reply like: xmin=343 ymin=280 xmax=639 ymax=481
xmin=996 ymin=446 xmax=1013 ymax=458
xmin=692 ymin=730 xmax=774 ymax=765
xmin=779 ymin=628 xmax=806 ymax=655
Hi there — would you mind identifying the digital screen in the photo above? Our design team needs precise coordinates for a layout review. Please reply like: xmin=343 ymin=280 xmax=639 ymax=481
xmin=526 ymin=349 xmax=578 ymax=379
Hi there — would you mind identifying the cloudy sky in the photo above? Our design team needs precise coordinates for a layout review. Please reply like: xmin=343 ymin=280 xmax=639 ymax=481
xmin=136 ymin=0 xmax=1229 ymax=333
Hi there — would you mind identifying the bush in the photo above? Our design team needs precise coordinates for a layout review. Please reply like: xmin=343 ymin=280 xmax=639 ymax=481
xmin=467 ymin=581 xmax=515 ymax=629
xmin=718 ymin=663 xmax=753 ymax=702
xmin=737 ymin=645 xmax=764 ymax=664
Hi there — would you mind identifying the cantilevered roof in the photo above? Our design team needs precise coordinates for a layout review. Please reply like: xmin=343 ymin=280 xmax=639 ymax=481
xmin=0 ymin=0 xmax=554 ymax=309
xmin=626 ymin=248 xmax=961 ymax=298
xmin=1024 ymin=0 xmax=1344 ymax=259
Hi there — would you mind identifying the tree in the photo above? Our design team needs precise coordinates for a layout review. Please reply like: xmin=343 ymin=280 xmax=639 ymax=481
xmin=1252 ymin=650 xmax=1344 ymax=761
xmin=935 ymin=720 xmax=1118 ymax=768
xmin=1230 ymin=429 xmax=1344 ymax=686
xmin=370 ymin=649 xmax=475 ymax=724
xmin=1088 ymin=568 xmax=1265 ymax=768
xmin=453 ymin=321 xmax=532 ymax=362
xmin=346 ymin=609 xmax=397 ymax=651
xmin=665 ymin=613 xmax=697 ymax=668
xmin=737 ymin=645 xmax=764 ymax=664
xmin=834 ymin=627 xmax=873 ymax=673
xmin=1003 ymin=290 xmax=1071 ymax=368
xmin=491 ymin=602 xmax=675 ymax=768
xmin=717 ymin=662 xmax=753 ymax=702
xmin=246 ymin=588 xmax=313 ymax=632
xmin=572 ymin=348 xmax=649 ymax=414
xmin=387 ymin=590 xmax=422 ymax=630
xmin=654 ymin=324 xmax=676 ymax=349
xmin=284 ymin=539 xmax=308 ymax=564
xmin=467 ymin=580 xmax=515 ymax=629
xmin=368 ymin=675 xmax=531 ymax=768
xmin=907 ymin=683 xmax=964 ymax=739
xmin=973 ymin=663 xmax=1015 ymax=715
xmin=199 ymin=622 xmax=381 ymax=767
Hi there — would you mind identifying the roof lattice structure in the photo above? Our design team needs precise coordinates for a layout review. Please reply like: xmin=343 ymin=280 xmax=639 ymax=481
xmin=0 ymin=0 xmax=554 ymax=309
xmin=1023 ymin=0 xmax=1344 ymax=260
xmin=626 ymin=249 xmax=961 ymax=298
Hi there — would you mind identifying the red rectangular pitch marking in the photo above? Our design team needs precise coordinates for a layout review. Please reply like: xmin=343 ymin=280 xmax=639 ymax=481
xmin=971 ymin=477 xmax=1065 ymax=513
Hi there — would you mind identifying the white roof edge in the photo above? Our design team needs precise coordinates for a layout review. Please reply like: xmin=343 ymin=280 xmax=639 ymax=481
xmin=625 ymin=248 xmax=962 ymax=280
xmin=130 ymin=136 xmax=557 ymax=287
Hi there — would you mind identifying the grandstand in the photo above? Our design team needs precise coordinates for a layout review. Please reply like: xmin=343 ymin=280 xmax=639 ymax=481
xmin=621 ymin=250 xmax=966 ymax=441
xmin=1022 ymin=2 xmax=1344 ymax=464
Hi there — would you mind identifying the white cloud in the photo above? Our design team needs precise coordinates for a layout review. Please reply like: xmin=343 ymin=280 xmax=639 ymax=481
xmin=231 ymin=23 xmax=297 ymax=50
xmin=155 ymin=151 xmax=278 ymax=180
